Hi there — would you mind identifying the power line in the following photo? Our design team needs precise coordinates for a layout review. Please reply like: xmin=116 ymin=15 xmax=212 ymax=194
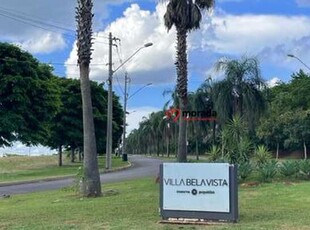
xmin=0 ymin=8 xmax=109 ymax=45
xmin=112 ymin=64 xmax=125 ymax=96
xmin=0 ymin=58 xmax=108 ymax=67
xmin=117 ymin=41 xmax=132 ymax=96
xmin=0 ymin=6 xmax=110 ymax=40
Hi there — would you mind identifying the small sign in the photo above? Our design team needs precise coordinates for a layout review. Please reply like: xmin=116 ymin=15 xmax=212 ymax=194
xmin=160 ymin=163 xmax=238 ymax=222
xmin=163 ymin=163 xmax=230 ymax=212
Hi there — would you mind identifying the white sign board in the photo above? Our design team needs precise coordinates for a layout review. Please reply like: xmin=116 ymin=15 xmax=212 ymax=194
xmin=162 ymin=163 xmax=230 ymax=213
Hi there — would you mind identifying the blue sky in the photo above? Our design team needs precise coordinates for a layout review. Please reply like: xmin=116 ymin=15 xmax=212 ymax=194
xmin=1 ymin=0 xmax=310 ymax=154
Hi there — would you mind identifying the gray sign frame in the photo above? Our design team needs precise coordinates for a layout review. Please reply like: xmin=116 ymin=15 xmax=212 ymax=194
xmin=159 ymin=164 xmax=238 ymax=222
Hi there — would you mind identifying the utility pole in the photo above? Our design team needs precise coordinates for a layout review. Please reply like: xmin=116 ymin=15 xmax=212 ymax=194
xmin=106 ymin=32 xmax=113 ymax=169
xmin=122 ymin=72 xmax=129 ymax=161
xmin=106 ymin=39 xmax=152 ymax=168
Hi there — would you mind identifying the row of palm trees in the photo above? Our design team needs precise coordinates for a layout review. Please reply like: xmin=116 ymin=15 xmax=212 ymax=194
xmin=126 ymin=56 xmax=267 ymax=159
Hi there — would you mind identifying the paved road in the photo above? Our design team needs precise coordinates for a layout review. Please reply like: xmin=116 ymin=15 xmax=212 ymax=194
xmin=0 ymin=155 xmax=162 ymax=196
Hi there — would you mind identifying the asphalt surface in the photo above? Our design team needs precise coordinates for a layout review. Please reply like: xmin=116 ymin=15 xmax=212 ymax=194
xmin=0 ymin=155 xmax=162 ymax=196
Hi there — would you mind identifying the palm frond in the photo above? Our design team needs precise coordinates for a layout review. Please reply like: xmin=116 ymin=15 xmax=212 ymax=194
xmin=188 ymin=4 xmax=202 ymax=30
xmin=195 ymin=0 xmax=215 ymax=10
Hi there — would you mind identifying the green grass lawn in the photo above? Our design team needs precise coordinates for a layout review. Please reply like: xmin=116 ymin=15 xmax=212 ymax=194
xmin=0 ymin=178 xmax=309 ymax=229
xmin=0 ymin=155 xmax=128 ymax=184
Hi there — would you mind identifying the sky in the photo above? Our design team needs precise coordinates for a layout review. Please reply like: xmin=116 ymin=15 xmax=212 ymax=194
xmin=1 ymin=0 xmax=310 ymax=155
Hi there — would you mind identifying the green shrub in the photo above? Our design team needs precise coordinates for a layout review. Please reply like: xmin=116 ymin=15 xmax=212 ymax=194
xmin=238 ymin=161 xmax=253 ymax=181
xmin=298 ymin=160 xmax=310 ymax=180
xmin=208 ymin=145 xmax=221 ymax=162
xmin=237 ymin=138 xmax=253 ymax=163
xmin=258 ymin=160 xmax=278 ymax=182
xmin=253 ymin=145 xmax=272 ymax=166
xmin=279 ymin=160 xmax=299 ymax=178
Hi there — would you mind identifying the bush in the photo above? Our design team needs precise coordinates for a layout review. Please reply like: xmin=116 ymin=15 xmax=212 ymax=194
xmin=208 ymin=145 xmax=221 ymax=162
xmin=238 ymin=161 xmax=253 ymax=181
xmin=254 ymin=145 xmax=272 ymax=167
xmin=237 ymin=138 xmax=253 ymax=163
xmin=258 ymin=160 xmax=278 ymax=182
xmin=298 ymin=160 xmax=310 ymax=180
xmin=279 ymin=160 xmax=299 ymax=178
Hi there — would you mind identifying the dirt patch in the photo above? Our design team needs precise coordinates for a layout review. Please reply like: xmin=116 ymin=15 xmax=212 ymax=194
xmin=240 ymin=181 xmax=260 ymax=187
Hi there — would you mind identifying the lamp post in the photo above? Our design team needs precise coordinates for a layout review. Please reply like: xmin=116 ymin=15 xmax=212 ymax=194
xmin=122 ymin=78 xmax=152 ymax=161
xmin=287 ymin=54 xmax=310 ymax=71
xmin=106 ymin=39 xmax=153 ymax=169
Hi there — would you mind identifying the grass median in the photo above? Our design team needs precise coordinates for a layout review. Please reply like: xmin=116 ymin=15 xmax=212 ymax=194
xmin=0 ymin=155 xmax=129 ymax=184
xmin=0 ymin=177 xmax=310 ymax=229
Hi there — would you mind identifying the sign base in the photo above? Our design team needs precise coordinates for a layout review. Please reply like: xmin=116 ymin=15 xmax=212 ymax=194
xmin=160 ymin=163 xmax=238 ymax=222
xmin=159 ymin=218 xmax=231 ymax=225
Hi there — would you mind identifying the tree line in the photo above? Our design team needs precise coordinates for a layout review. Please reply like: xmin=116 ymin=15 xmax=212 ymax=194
xmin=0 ymin=42 xmax=123 ymax=165
xmin=127 ymin=59 xmax=310 ymax=162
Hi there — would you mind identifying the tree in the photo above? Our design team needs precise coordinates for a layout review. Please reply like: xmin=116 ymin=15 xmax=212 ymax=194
xmin=76 ymin=0 xmax=101 ymax=197
xmin=163 ymin=88 xmax=179 ymax=157
xmin=46 ymin=78 xmax=123 ymax=166
xmin=213 ymin=56 xmax=266 ymax=132
xmin=0 ymin=42 xmax=60 ymax=147
xmin=257 ymin=70 xmax=310 ymax=158
xmin=187 ymin=80 xmax=215 ymax=159
xmin=163 ymin=0 xmax=214 ymax=162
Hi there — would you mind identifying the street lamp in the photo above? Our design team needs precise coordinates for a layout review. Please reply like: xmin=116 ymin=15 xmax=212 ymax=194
xmin=105 ymin=38 xmax=153 ymax=169
xmin=128 ymin=83 xmax=152 ymax=100
xmin=122 ymin=79 xmax=152 ymax=161
xmin=287 ymin=54 xmax=310 ymax=71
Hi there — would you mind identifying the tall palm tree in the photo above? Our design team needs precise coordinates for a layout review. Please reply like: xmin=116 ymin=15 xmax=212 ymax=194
xmin=213 ymin=56 xmax=266 ymax=131
xmin=163 ymin=0 xmax=214 ymax=162
xmin=76 ymin=0 xmax=101 ymax=197
xmin=187 ymin=83 xmax=213 ymax=160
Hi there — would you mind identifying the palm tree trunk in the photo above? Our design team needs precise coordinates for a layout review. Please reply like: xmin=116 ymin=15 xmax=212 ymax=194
xmin=79 ymin=63 xmax=101 ymax=197
xmin=304 ymin=141 xmax=307 ymax=160
xmin=175 ymin=124 xmax=178 ymax=158
xmin=276 ymin=142 xmax=279 ymax=159
xmin=166 ymin=125 xmax=170 ymax=157
xmin=78 ymin=148 xmax=82 ymax=161
xmin=212 ymin=121 xmax=216 ymax=145
xmin=176 ymin=26 xmax=188 ymax=163
xmin=195 ymin=138 xmax=199 ymax=161
xmin=71 ymin=146 xmax=75 ymax=163
xmin=167 ymin=136 xmax=170 ymax=157
xmin=178 ymin=101 xmax=187 ymax=162
xmin=58 ymin=145 xmax=62 ymax=167
xmin=157 ymin=134 xmax=160 ymax=156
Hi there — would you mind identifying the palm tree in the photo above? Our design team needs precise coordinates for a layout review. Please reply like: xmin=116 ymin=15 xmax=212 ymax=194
xmin=163 ymin=88 xmax=179 ymax=157
xmin=163 ymin=0 xmax=214 ymax=162
xmin=213 ymin=56 xmax=266 ymax=131
xmin=76 ymin=0 xmax=101 ymax=197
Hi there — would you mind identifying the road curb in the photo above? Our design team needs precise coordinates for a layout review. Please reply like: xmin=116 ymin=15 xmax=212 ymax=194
xmin=0 ymin=161 xmax=132 ymax=187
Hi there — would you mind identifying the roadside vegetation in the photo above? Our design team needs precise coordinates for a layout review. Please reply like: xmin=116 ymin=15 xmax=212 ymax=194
xmin=0 ymin=155 xmax=128 ymax=184
xmin=127 ymin=70 xmax=310 ymax=166
xmin=0 ymin=177 xmax=309 ymax=230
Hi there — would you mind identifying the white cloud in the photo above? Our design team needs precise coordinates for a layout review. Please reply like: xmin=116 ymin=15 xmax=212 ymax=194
xmin=126 ymin=106 xmax=160 ymax=135
xmin=199 ymin=14 xmax=310 ymax=55
xmin=267 ymin=77 xmax=281 ymax=88
xmin=0 ymin=0 xmax=135 ymax=54
xmin=66 ymin=3 xmax=310 ymax=85
xmin=187 ymin=13 xmax=310 ymax=78
xmin=66 ymin=3 xmax=176 ymax=85
xmin=15 ymin=33 xmax=66 ymax=54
